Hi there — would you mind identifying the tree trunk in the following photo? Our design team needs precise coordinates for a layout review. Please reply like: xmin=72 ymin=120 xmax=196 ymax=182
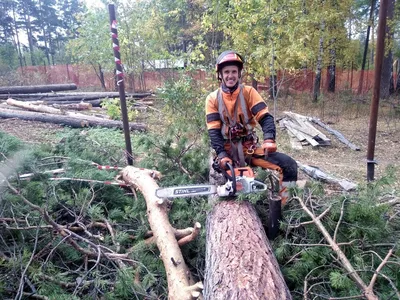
xmin=12 ymin=4 xmax=24 ymax=69
xmin=6 ymin=98 xmax=61 ymax=114
xmin=380 ymin=0 xmax=395 ymax=99
xmin=0 ymin=92 xmax=152 ymax=99
xmin=251 ymin=75 xmax=258 ymax=91
xmin=204 ymin=161 xmax=291 ymax=299
xmin=358 ymin=0 xmax=375 ymax=95
xmin=0 ymin=108 xmax=147 ymax=131
xmin=0 ymin=84 xmax=77 ymax=94
xmin=269 ymin=75 xmax=277 ymax=100
xmin=204 ymin=201 xmax=291 ymax=299
xmin=23 ymin=11 xmax=36 ymax=66
xmin=327 ymin=38 xmax=336 ymax=93
xmin=313 ymin=22 xmax=324 ymax=102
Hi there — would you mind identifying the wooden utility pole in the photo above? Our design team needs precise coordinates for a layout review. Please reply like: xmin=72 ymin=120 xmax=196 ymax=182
xmin=367 ymin=0 xmax=388 ymax=181
xmin=108 ymin=4 xmax=133 ymax=166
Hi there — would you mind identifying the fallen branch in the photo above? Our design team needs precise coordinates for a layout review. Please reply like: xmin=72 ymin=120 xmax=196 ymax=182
xmin=120 ymin=166 xmax=203 ymax=299
xmin=293 ymin=196 xmax=378 ymax=300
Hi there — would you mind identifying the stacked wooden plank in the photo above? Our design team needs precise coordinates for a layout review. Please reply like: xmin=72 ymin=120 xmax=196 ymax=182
xmin=279 ymin=111 xmax=331 ymax=148
xmin=278 ymin=111 xmax=361 ymax=151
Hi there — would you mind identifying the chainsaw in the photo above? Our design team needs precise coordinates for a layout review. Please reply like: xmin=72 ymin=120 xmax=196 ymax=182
xmin=155 ymin=163 xmax=268 ymax=198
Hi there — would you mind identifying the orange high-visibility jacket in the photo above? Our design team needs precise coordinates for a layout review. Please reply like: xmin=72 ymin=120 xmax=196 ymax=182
xmin=205 ymin=84 xmax=276 ymax=156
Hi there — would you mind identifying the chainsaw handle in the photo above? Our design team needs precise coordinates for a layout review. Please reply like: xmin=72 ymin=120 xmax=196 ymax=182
xmin=221 ymin=162 xmax=236 ymax=195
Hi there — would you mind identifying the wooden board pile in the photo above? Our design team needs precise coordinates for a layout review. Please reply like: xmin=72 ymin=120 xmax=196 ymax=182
xmin=0 ymin=84 xmax=153 ymax=131
xmin=278 ymin=111 xmax=360 ymax=151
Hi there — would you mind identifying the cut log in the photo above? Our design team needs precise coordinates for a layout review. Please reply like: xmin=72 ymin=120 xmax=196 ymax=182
xmin=120 ymin=166 xmax=203 ymax=299
xmin=204 ymin=159 xmax=292 ymax=299
xmin=0 ymin=108 xmax=147 ymax=131
xmin=310 ymin=118 xmax=360 ymax=151
xmin=0 ymin=84 xmax=77 ymax=94
xmin=51 ymin=102 xmax=92 ymax=111
xmin=6 ymin=98 xmax=61 ymax=114
xmin=204 ymin=201 xmax=292 ymax=299
xmin=0 ymin=92 xmax=153 ymax=99
xmin=45 ymin=99 xmax=104 ymax=107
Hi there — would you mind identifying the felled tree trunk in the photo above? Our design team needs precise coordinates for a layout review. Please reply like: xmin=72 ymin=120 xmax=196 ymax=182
xmin=0 ymin=83 xmax=77 ymax=94
xmin=0 ymin=108 xmax=147 ymax=131
xmin=204 ymin=201 xmax=292 ymax=299
xmin=203 ymin=161 xmax=292 ymax=299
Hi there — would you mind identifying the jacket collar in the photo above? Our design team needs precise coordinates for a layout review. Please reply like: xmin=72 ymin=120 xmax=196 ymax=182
xmin=221 ymin=82 xmax=240 ymax=94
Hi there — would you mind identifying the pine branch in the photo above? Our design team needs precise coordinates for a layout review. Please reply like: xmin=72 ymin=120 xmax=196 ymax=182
xmin=293 ymin=196 xmax=378 ymax=300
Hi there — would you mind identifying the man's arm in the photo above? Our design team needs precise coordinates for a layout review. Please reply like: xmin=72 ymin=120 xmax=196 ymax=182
xmin=205 ymin=92 xmax=229 ymax=158
xmin=259 ymin=113 xmax=276 ymax=140
xmin=246 ymin=86 xmax=276 ymax=140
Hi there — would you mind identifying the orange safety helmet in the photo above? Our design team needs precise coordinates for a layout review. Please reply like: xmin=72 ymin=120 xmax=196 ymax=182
xmin=215 ymin=50 xmax=244 ymax=74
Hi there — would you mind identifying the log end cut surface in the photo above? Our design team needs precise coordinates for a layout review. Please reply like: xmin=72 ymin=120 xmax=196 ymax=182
xmin=204 ymin=201 xmax=292 ymax=300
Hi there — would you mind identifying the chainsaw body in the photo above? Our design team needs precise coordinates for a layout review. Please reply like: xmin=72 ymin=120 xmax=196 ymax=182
xmin=155 ymin=163 xmax=268 ymax=199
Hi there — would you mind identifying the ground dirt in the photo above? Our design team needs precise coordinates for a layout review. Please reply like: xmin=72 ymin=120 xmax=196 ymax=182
xmin=0 ymin=93 xmax=399 ymax=191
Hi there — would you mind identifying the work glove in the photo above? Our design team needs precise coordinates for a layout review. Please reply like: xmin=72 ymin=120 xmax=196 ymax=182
xmin=218 ymin=152 xmax=233 ymax=170
xmin=262 ymin=139 xmax=277 ymax=154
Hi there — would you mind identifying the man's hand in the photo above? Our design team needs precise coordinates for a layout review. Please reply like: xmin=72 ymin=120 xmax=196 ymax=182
xmin=218 ymin=152 xmax=233 ymax=169
xmin=219 ymin=156 xmax=233 ymax=169
xmin=262 ymin=139 xmax=277 ymax=154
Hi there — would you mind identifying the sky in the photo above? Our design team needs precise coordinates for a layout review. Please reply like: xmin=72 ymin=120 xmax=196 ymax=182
xmin=83 ymin=0 xmax=106 ymax=9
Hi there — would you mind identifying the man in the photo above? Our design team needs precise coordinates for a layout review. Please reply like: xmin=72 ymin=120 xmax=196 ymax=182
xmin=205 ymin=50 xmax=297 ymax=204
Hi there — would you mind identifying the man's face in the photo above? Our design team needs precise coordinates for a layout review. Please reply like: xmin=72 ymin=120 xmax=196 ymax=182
xmin=221 ymin=65 xmax=239 ymax=87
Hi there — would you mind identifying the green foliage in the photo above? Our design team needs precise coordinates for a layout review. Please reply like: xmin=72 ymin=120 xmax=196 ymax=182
xmin=276 ymin=169 xmax=400 ymax=298
xmin=330 ymin=271 xmax=353 ymax=290
xmin=136 ymin=74 xmax=210 ymax=184
xmin=101 ymin=98 xmax=139 ymax=121
xmin=0 ymin=131 xmax=23 ymax=155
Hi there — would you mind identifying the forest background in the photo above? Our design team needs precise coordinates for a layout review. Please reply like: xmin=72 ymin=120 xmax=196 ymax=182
xmin=1 ymin=0 xmax=400 ymax=299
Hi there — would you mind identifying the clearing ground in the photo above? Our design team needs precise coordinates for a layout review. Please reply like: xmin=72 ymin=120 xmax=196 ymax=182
xmin=0 ymin=95 xmax=399 ymax=190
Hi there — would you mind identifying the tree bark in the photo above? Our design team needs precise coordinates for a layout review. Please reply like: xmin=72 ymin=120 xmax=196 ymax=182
xmin=0 ymin=92 xmax=153 ymax=99
xmin=313 ymin=21 xmax=325 ymax=102
xmin=6 ymin=98 xmax=61 ymax=114
xmin=0 ymin=108 xmax=147 ymax=131
xmin=0 ymin=84 xmax=77 ymax=94
xmin=327 ymin=38 xmax=336 ymax=93
xmin=358 ymin=0 xmax=375 ymax=95
xmin=380 ymin=0 xmax=395 ymax=99
xmin=204 ymin=160 xmax=291 ymax=299
xmin=120 ymin=166 xmax=203 ymax=299
xmin=204 ymin=201 xmax=292 ymax=299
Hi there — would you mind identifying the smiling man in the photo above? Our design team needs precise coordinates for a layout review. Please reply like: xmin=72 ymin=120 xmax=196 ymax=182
xmin=205 ymin=50 xmax=297 ymax=204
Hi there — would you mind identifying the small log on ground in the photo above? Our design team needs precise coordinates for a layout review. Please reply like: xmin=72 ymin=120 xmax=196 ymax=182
xmin=204 ymin=160 xmax=292 ymax=299
xmin=7 ymin=98 xmax=61 ymax=114
xmin=120 ymin=166 xmax=203 ymax=299
xmin=0 ymin=84 xmax=77 ymax=94
xmin=0 ymin=108 xmax=147 ymax=131
xmin=51 ymin=102 xmax=92 ymax=111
